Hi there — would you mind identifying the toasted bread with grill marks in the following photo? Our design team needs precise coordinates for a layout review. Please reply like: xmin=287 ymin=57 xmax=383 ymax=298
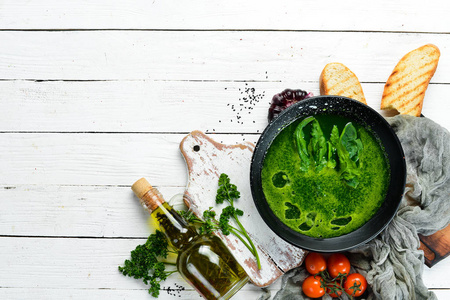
xmin=381 ymin=44 xmax=440 ymax=117
xmin=320 ymin=62 xmax=367 ymax=104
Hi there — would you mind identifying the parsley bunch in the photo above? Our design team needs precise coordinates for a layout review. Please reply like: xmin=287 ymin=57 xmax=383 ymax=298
xmin=119 ymin=173 xmax=260 ymax=298
xmin=118 ymin=230 xmax=177 ymax=297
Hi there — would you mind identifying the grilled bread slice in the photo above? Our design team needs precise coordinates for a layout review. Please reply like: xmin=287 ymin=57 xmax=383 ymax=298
xmin=381 ymin=44 xmax=440 ymax=117
xmin=320 ymin=62 xmax=367 ymax=104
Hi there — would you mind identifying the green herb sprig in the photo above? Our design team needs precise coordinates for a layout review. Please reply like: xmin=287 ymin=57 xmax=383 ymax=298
xmin=179 ymin=174 xmax=261 ymax=269
xmin=216 ymin=173 xmax=261 ymax=269
xmin=118 ymin=230 xmax=177 ymax=297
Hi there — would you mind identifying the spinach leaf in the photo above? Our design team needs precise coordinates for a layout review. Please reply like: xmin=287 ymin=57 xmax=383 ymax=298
xmin=337 ymin=122 xmax=363 ymax=187
xmin=327 ymin=126 xmax=339 ymax=169
xmin=308 ymin=119 xmax=328 ymax=171
xmin=330 ymin=125 xmax=340 ymax=145
xmin=340 ymin=122 xmax=363 ymax=164
xmin=294 ymin=116 xmax=315 ymax=171
xmin=294 ymin=119 xmax=363 ymax=188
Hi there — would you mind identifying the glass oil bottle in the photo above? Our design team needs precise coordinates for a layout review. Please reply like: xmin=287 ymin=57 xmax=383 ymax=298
xmin=131 ymin=178 xmax=249 ymax=300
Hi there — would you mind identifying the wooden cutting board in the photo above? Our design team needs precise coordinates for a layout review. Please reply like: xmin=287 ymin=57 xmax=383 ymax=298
xmin=179 ymin=130 xmax=306 ymax=287
xmin=419 ymin=225 xmax=450 ymax=267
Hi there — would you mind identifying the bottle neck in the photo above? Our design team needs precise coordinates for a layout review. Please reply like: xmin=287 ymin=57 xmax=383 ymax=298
xmin=139 ymin=187 xmax=165 ymax=212
xmin=142 ymin=189 xmax=198 ymax=251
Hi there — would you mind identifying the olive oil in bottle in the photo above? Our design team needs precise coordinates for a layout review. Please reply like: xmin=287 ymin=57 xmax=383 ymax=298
xmin=131 ymin=178 xmax=249 ymax=300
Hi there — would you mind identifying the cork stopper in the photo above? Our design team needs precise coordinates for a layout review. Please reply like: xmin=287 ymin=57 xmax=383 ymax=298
xmin=131 ymin=178 xmax=153 ymax=199
xmin=131 ymin=178 xmax=165 ymax=212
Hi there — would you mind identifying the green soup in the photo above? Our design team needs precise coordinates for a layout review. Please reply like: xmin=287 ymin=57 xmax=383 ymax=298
xmin=261 ymin=114 xmax=390 ymax=238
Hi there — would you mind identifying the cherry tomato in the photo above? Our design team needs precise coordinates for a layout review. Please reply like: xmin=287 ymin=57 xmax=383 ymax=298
xmin=326 ymin=283 xmax=343 ymax=298
xmin=327 ymin=253 xmax=351 ymax=278
xmin=344 ymin=273 xmax=367 ymax=297
xmin=304 ymin=252 xmax=326 ymax=275
xmin=302 ymin=275 xmax=325 ymax=298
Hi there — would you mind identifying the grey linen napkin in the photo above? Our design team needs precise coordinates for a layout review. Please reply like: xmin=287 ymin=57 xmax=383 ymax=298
xmin=259 ymin=115 xmax=450 ymax=300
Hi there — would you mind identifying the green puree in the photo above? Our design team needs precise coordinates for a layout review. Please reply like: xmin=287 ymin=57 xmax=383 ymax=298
xmin=261 ymin=114 xmax=390 ymax=238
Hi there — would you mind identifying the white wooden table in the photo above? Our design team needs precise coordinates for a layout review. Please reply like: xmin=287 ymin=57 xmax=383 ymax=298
xmin=1 ymin=1 xmax=449 ymax=299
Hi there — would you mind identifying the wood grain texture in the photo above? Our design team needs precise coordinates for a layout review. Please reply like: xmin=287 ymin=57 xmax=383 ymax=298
xmin=419 ymin=225 xmax=450 ymax=267
xmin=180 ymin=131 xmax=305 ymax=287
xmin=0 ymin=31 xmax=448 ymax=82
xmin=0 ymin=288 xmax=449 ymax=300
xmin=1 ymin=80 xmax=449 ymax=133
xmin=0 ymin=288 xmax=448 ymax=300
xmin=0 ymin=0 xmax=448 ymax=32
xmin=0 ymin=0 xmax=449 ymax=298
xmin=0 ymin=133 xmax=261 ymax=186
xmin=0 ymin=185 xmax=186 ymax=238
xmin=0 ymin=237 xmax=448 ymax=290
xmin=0 ymin=288 xmax=273 ymax=300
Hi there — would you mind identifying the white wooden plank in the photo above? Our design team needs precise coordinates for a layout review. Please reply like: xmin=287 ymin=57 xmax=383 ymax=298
xmin=0 ymin=237 xmax=190 ymax=290
xmin=1 ymin=80 xmax=449 ymax=133
xmin=423 ymin=258 xmax=450 ymax=289
xmin=0 ymin=80 xmax=275 ymax=133
xmin=0 ymin=31 xmax=448 ymax=82
xmin=0 ymin=0 xmax=448 ymax=33
xmin=0 ymin=288 xmax=448 ymax=300
xmin=0 ymin=185 xmax=186 ymax=238
xmin=0 ymin=236 xmax=271 ymax=293
xmin=0 ymin=133 xmax=260 ymax=186
xmin=432 ymin=290 xmax=450 ymax=300
xmin=0 ymin=288 xmax=204 ymax=300
xmin=0 ymin=288 xmax=274 ymax=300
xmin=0 ymin=237 xmax=449 ymax=291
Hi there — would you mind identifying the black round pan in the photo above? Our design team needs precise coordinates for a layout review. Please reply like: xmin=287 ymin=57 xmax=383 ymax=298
xmin=250 ymin=96 xmax=406 ymax=252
